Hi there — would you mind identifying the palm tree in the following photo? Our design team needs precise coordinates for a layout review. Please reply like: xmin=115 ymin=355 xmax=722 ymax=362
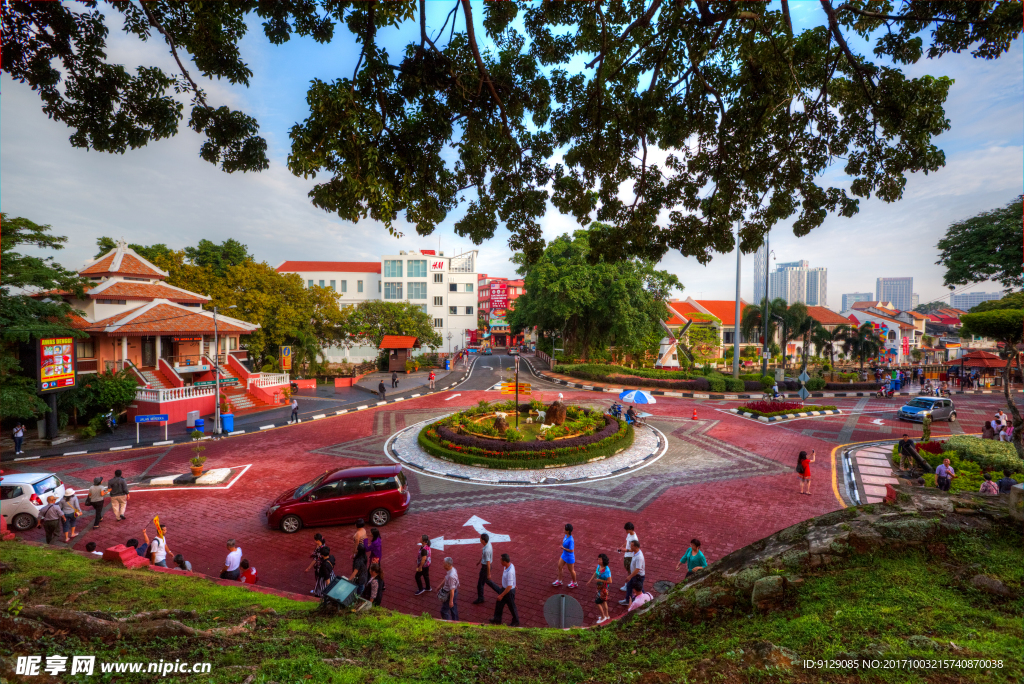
xmin=740 ymin=297 xmax=789 ymax=359
xmin=290 ymin=329 xmax=326 ymax=377
xmin=811 ymin=323 xmax=852 ymax=369
xmin=839 ymin=322 xmax=881 ymax=371
xmin=783 ymin=302 xmax=818 ymax=373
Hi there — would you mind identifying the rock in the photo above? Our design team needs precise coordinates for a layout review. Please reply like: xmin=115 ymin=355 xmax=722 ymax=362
xmin=728 ymin=567 xmax=768 ymax=593
xmin=786 ymin=576 xmax=805 ymax=588
xmin=751 ymin=575 xmax=787 ymax=610
xmin=493 ymin=416 xmax=508 ymax=435
xmin=741 ymin=642 xmax=799 ymax=669
xmin=970 ymin=574 xmax=1012 ymax=597
xmin=545 ymin=401 xmax=566 ymax=425
xmin=906 ymin=635 xmax=940 ymax=651
xmin=926 ymin=543 xmax=948 ymax=559
xmin=1009 ymin=483 xmax=1024 ymax=523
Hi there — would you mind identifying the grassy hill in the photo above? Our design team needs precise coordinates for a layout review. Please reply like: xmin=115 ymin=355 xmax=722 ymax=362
xmin=0 ymin=487 xmax=1020 ymax=683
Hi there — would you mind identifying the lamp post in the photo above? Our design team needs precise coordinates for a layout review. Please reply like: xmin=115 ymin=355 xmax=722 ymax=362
xmin=446 ymin=331 xmax=453 ymax=356
xmin=213 ymin=305 xmax=237 ymax=435
xmin=732 ymin=220 xmax=742 ymax=379
xmin=761 ymin=238 xmax=776 ymax=377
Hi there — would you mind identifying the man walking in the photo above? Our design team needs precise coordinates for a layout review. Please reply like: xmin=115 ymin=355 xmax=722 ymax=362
xmin=619 ymin=540 xmax=645 ymax=607
xmin=220 ymin=539 xmax=243 ymax=580
xmin=86 ymin=477 xmax=108 ymax=529
xmin=473 ymin=533 xmax=501 ymax=604
xmin=439 ymin=557 xmax=459 ymax=621
xmin=429 ymin=370 xmax=436 ymax=390
xmin=391 ymin=371 xmax=399 ymax=389
xmin=36 ymin=495 xmax=65 ymax=544
xmin=290 ymin=397 xmax=299 ymax=424
xmin=616 ymin=522 xmax=639 ymax=591
xmin=12 ymin=422 xmax=25 ymax=455
xmin=378 ymin=380 xmax=387 ymax=401
xmin=489 ymin=553 xmax=520 ymax=627
xmin=108 ymin=469 xmax=129 ymax=520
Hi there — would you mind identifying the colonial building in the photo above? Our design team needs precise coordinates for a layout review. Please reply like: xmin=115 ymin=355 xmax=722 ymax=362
xmin=476 ymin=275 xmax=526 ymax=348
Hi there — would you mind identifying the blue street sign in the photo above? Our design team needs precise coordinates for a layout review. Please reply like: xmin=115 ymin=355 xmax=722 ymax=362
xmin=135 ymin=414 xmax=169 ymax=423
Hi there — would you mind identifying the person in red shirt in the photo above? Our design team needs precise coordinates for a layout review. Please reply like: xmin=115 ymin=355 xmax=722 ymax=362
xmin=429 ymin=371 xmax=436 ymax=389
xmin=238 ymin=558 xmax=258 ymax=584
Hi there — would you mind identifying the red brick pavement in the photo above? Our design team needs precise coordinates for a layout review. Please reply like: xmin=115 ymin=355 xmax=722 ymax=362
xmin=6 ymin=390 xmax=1009 ymax=628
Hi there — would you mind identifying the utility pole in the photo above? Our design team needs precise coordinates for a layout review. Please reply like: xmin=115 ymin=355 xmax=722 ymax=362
xmin=762 ymin=234 xmax=771 ymax=377
xmin=213 ymin=306 xmax=220 ymax=435
xmin=514 ymin=354 xmax=520 ymax=428
xmin=732 ymin=221 xmax=742 ymax=379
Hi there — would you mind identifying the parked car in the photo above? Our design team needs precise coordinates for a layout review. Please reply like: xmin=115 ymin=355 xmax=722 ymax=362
xmin=267 ymin=465 xmax=410 ymax=533
xmin=0 ymin=472 xmax=66 ymax=532
xmin=507 ymin=347 xmax=518 ymax=355
xmin=897 ymin=397 xmax=956 ymax=423
xmin=483 ymin=348 xmax=493 ymax=356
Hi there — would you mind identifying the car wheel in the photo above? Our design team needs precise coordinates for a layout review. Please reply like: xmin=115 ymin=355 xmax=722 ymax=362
xmin=948 ymin=412 xmax=956 ymax=423
xmin=370 ymin=508 xmax=391 ymax=526
xmin=11 ymin=513 xmax=35 ymax=532
xmin=280 ymin=515 xmax=303 ymax=534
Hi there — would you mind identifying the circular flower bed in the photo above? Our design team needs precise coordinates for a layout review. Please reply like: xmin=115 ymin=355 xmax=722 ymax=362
xmin=418 ymin=401 xmax=635 ymax=469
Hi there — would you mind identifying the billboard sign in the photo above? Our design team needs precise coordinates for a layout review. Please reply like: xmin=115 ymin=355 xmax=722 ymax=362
xmin=38 ymin=337 xmax=76 ymax=392
xmin=430 ymin=260 xmax=446 ymax=271
xmin=280 ymin=345 xmax=293 ymax=370
xmin=490 ymin=282 xmax=508 ymax=310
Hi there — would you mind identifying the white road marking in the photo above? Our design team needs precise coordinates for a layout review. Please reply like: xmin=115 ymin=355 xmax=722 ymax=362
xmin=445 ymin=393 xmax=462 ymax=401
xmin=429 ymin=515 xmax=511 ymax=551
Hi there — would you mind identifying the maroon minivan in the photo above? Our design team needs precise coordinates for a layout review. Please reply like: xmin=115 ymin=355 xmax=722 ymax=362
xmin=267 ymin=465 xmax=410 ymax=533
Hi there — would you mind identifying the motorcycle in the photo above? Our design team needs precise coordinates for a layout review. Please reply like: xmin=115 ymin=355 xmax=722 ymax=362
xmin=290 ymin=381 xmax=299 ymax=393
xmin=102 ymin=411 xmax=118 ymax=433
xmin=609 ymin=403 xmax=623 ymax=418
xmin=876 ymin=386 xmax=895 ymax=398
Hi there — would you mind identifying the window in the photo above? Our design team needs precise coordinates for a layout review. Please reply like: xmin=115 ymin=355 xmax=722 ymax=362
xmin=449 ymin=306 xmax=458 ymax=315
xmin=465 ymin=283 xmax=474 ymax=292
xmin=434 ymin=273 xmax=443 ymax=283
xmin=319 ymin=280 xmax=325 ymax=287
xmin=416 ymin=304 xmax=427 ymax=313
xmin=308 ymin=482 xmax=341 ymax=501
xmin=342 ymin=478 xmax=374 ymax=495
xmin=433 ymin=296 xmax=443 ymax=306
xmin=449 ymin=283 xmax=458 ymax=292
xmin=340 ymin=280 xmax=347 ymax=293
xmin=378 ymin=281 xmax=381 ymax=292
xmin=32 ymin=476 xmax=61 ymax=495
xmin=384 ymin=282 xmax=403 ymax=300
xmin=357 ymin=280 xmax=363 ymax=293
xmin=465 ymin=306 xmax=474 ymax=315
xmin=76 ymin=338 xmax=95 ymax=359
xmin=407 ymin=260 xmax=427 ymax=277
xmin=370 ymin=476 xmax=398 ymax=492
xmin=308 ymin=280 xmax=314 ymax=287
xmin=434 ymin=318 xmax=444 ymax=328
xmin=408 ymin=282 xmax=427 ymax=299
xmin=384 ymin=260 xmax=403 ymax=278
xmin=330 ymin=280 xmax=336 ymax=290
xmin=1 ymin=485 xmax=24 ymax=500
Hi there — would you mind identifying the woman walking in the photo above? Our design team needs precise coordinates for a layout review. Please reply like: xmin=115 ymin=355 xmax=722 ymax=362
xmin=798 ymin=450 xmax=816 ymax=495
xmin=86 ymin=478 xmax=108 ymax=529
xmin=350 ymin=544 xmax=369 ymax=596
xmin=363 ymin=527 xmax=382 ymax=567
xmin=313 ymin=546 xmax=335 ymax=598
xmin=60 ymin=489 xmax=83 ymax=542
xmin=415 ymin=534 xmax=432 ymax=595
xmin=305 ymin=534 xmax=328 ymax=595
xmin=587 ymin=553 xmax=612 ymax=624
xmin=552 ymin=523 xmax=578 ymax=589
xmin=363 ymin=563 xmax=384 ymax=607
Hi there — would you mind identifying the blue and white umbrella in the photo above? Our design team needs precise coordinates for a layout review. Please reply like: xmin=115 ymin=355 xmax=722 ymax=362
xmin=619 ymin=390 xmax=655 ymax=404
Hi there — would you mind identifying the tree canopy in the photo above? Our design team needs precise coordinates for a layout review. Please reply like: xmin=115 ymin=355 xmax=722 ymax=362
xmin=971 ymin=292 xmax=1024 ymax=313
xmin=5 ymin=1 xmax=1020 ymax=263
xmin=507 ymin=224 xmax=679 ymax=358
xmin=936 ymin=195 xmax=1023 ymax=291
xmin=345 ymin=300 xmax=443 ymax=351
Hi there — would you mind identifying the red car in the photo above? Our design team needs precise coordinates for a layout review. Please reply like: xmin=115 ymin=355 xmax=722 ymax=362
xmin=267 ymin=465 xmax=410 ymax=533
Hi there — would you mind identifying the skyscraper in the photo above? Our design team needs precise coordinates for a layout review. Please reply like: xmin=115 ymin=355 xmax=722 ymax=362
xmin=805 ymin=268 xmax=827 ymax=308
xmin=876 ymin=277 xmax=913 ymax=311
xmin=911 ymin=293 xmax=920 ymax=310
xmin=842 ymin=292 xmax=873 ymax=311
xmin=951 ymin=291 xmax=1002 ymax=310
xmin=767 ymin=260 xmax=827 ymax=307
xmin=752 ymin=242 xmax=770 ymax=306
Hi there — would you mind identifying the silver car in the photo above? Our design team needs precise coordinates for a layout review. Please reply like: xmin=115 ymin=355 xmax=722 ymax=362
xmin=0 ymin=472 xmax=66 ymax=532
xmin=897 ymin=397 xmax=957 ymax=423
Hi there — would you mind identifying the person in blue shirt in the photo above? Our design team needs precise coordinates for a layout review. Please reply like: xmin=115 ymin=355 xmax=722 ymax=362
xmin=552 ymin=523 xmax=578 ymax=589
xmin=675 ymin=538 xmax=708 ymax=578
xmin=587 ymin=553 xmax=613 ymax=624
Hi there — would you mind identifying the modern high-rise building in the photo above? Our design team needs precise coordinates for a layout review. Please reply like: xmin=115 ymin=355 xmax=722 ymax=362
xmin=876 ymin=277 xmax=914 ymax=312
xmin=842 ymin=292 xmax=873 ymax=312
xmin=951 ymin=291 xmax=1002 ymax=310
xmin=805 ymin=268 xmax=827 ymax=308
xmin=767 ymin=260 xmax=827 ymax=307
xmin=752 ymin=242 xmax=770 ymax=305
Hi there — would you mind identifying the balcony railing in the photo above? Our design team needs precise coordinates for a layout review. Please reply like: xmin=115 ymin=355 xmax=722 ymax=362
xmin=135 ymin=385 xmax=217 ymax=404
xmin=77 ymin=359 xmax=99 ymax=372
xmin=249 ymin=373 xmax=290 ymax=389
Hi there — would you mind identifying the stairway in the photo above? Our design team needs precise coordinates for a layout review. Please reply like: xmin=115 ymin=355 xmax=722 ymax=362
xmin=215 ymin=362 xmax=271 ymax=413
xmin=139 ymin=367 xmax=173 ymax=390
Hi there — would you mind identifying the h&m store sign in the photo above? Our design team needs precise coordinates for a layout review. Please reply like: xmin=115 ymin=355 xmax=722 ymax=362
xmin=429 ymin=260 xmax=446 ymax=271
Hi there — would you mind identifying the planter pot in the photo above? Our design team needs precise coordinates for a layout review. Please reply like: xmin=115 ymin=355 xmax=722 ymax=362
xmin=190 ymin=466 xmax=204 ymax=477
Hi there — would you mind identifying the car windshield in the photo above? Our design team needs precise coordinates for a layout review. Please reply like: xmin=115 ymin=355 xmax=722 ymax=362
xmin=906 ymin=399 xmax=935 ymax=408
xmin=293 ymin=473 xmax=327 ymax=499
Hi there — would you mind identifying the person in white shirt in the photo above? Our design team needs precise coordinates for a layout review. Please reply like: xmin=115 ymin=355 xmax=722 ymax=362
xmin=143 ymin=526 xmax=171 ymax=567
xmin=220 ymin=539 xmax=243 ymax=580
xmin=616 ymin=522 xmax=638 ymax=591
xmin=489 ymin=554 xmax=519 ymax=627
xmin=619 ymin=540 xmax=645 ymax=606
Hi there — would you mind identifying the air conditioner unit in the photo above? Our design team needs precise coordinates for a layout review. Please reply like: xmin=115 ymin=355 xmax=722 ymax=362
xmin=399 ymin=250 xmax=407 ymax=255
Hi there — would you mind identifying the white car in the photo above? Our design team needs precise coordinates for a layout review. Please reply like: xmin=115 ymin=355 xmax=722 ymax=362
xmin=0 ymin=472 xmax=66 ymax=532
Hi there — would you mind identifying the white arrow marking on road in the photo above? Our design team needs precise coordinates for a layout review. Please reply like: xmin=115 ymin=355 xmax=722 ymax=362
xmin=445 ymin=393 xmax=462 ymax=401
xmin=429 ymin=515 xmax=511 ymax=551
xmin=872 ymin=418 xmax=885 ymax=425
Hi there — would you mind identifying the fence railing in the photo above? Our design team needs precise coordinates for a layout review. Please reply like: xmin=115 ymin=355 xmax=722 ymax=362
xmin=249 ymin=373 xmax=290 ymax=389
xmin=135 ymin=385 xmax=217 ymax=404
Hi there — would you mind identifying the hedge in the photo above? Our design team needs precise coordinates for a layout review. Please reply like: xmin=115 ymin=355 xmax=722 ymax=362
xmin=739 ymin=403 xmax=838 ymax=418
xmin=825 ymin=382 xmax=883 ymax=391
xmin=941 ymin=435 xmax=1024 ymax=472
xmin=558 ymin=364 xmax=697 ymax=381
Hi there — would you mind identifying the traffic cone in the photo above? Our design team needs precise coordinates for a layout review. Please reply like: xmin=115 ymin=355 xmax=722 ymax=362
xmin=692 ymin=408 xmax=698 ymax=420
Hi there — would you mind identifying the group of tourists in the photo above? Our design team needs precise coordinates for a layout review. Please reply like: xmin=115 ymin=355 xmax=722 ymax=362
xmin=982 ymin=410 xmax=1014 ymax=442
xmin=306 ymin=519 xmax=385 ymax=609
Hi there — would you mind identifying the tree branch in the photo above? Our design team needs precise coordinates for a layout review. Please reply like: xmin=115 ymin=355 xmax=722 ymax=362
xmin=820 ymin=0 xmax=875 ymax=102
xmin=139 ymin=1 xmax=206 ymax=105
xmin=460 ymin=0 xmax=512 ymax=136
xmin=835 ymin=3 xmax=980 ymax=26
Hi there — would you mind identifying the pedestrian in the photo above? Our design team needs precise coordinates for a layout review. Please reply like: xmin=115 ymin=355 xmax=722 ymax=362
xmin=173 ymin=554 xmax=193 ymax=572
xmin=352 ymin=518 xmax=368 ymax=557
xmin=982 ymin=421 xmax=997 ymax=440
xmin=363 ymin=563 xmax=384 ymax=607
xmin=675 ymin=538 xmax=708 ymax=578
xmin=86 ymin=477 xmax=108 ymax=529
xmin=896 ymin=434 xmax=917 ymax=470
xmin=220 ymin=539 xmax=243 ymax=580
xmin=797 ymin=450 xmax=816 ymax=495
xmin=108 ymin=469 xmax=129 ymax=520
xmin=979 ymin=473 xmax=999 ymax=496
xmin=552 ymin=523 xmax=578 ymax=588
xmin=616 ymin=522 xmax=638 ymax=592
xmin=143 ymin=524 xmax=170 ymax=567
xmin=392 ymin=370 xmax=399 ymax=389
xmin=935 ymin=458 xmax=956 ymax=492
xmin=587 ymin=553 xmax=612 ymax=624
xmin=125 ymin=537 xmax=149 ymax=558
xmin=996 ymin=410 xmax=1008 ymax=429
xmin=439 ymin=557 xmax=459 ymax=621
xmin=350 ymin=544 xmax=369 ymax=595
xmin=239 ymin=559 xmax=258 ymax=583
xmin=290 ymin=397 xmax=299 ymax=424
xmin=314 ymin=546 xmax=336 ymax=596
xmin=12 ymin=422 xmax=25 ymax=455
xmin=85 ymin=541 xmax=103 ymax=557
xmin=619 ymin=540 xmax=645 ymax=607
xmin=415 ymin=534 xmax=432 ymax=595
xmin=489 ymin=553 xmax=520 ymax=627
xmin=1000 ymin=424 xmax=1015 ymax=443
xmin=997 ymin=469 xmax=1019 ymax=494
xmin=429 ymin=370 xmax=436 ymax=389
xmin=363 ymin=527 xmax=382 ymax=566
xmin=60 ymin=489 xmax=83 ymax=542
xmin=305 ymin=533 xmax=328 ymax=591
xmin=378 ymin=380 xmax=386 ymax=400
xmin=473 ymin=533 xmax=501 ymax=604
xmin=36 ymin=495 xmax=64 ymax=544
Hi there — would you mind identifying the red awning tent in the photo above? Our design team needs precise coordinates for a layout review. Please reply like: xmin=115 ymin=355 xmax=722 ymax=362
xmin=943 ymin=350 xmax=1009 ymax=369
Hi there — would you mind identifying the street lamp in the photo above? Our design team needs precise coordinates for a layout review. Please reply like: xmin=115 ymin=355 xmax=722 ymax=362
xmin=446 ymin=331 xmax=453 ymax=356
xmin=761 ymin=241 xmax=776 ymax=377
xmin=213 ymin=305 xmax=237 ymax=435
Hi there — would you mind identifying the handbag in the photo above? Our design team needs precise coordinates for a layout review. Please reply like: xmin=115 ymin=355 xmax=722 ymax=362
xmin=436 ymin=585 xmax=451 ymax=603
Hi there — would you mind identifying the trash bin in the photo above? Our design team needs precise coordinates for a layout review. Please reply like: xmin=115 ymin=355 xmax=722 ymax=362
xmin=186 ymin=410 xmax=200 ymax=428
xmin=221 ymin=414 xmax=234 ymax=433
xmin=194 ymin=419 xmax=204 ymax=434
xmin=444 ymin=359 xmax=450 ymax=371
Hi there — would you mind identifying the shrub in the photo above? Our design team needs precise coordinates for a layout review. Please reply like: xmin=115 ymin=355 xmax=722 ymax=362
xmin=824 ymin=382 xmax=882 ymax=391
xmin=806 ymin=378 xmax=826 ymax=391
xmin=607 ymin=375 xmax=711 ymax=391
xmin=740 ymin=402 xmax=838 ymax=417
xmin=504 ymin=428 xmax=524 ymax=443
xmin=917 ymin=441 xmax=945 ymax=455
xmin=942 ymin=435 xmax=1024 ymax=472
xmin=724 ymin=377 xmax=745 ymax=393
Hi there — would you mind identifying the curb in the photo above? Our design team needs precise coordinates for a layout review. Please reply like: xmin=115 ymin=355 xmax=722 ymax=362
xmin=728 ymin=408 xmax=843 ymax=423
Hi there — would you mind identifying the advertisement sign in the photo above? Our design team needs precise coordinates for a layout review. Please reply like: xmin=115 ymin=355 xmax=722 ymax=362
xmin=901 ymin=335 xmax=910 ymax=355
xmin=429 ymin=260 xmax=446 ymax=271
xmin=280 ymin=345 xmax=292 ymax=370
xmin=38 ymin=337 xmax=76 ymax=392
xmin=490 ymin=282 xmax=508 ymax=310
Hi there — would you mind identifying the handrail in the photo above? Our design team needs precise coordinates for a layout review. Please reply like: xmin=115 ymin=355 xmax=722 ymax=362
xmin=249 ymin=372 xmax=289 ymax=389
xmin=158 ymin=357 xmax=185 ymax=388
xmin=123 ymin=359 xmax=149 ymax=387
xmin=135 ymin=385 xmax=217 ymax=403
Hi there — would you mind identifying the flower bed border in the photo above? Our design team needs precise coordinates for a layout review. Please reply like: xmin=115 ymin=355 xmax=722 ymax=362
xmin=729 ymin=406 xmax=842 ymax=423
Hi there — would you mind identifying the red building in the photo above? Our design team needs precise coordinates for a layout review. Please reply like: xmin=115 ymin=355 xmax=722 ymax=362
xmin=477 ymin=275 xmax=526 ymax=348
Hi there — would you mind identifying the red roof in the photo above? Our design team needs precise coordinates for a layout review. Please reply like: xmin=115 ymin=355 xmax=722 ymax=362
xmin=943 ymin=350 xmax=1008 ymax=368
xmin=88 ymin=281 xmax=207 ymax=303
xmin=693 ymin=300 xmax=746 ymax=326
xmin=276 ymin=261 xmax=381 ymax=274
xmin=379 ymin=335 xmax=420 ymax=349
xmin=805 ymin=306 xmax=851 ymax=326
xmin=86 ymin=303 xmax=255 ymax=337
xmin=81 ymin=252 xmax=166 ymax=279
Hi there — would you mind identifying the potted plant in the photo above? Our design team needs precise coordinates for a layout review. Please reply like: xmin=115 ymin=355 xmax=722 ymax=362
xmin=190 ymin=429 xmax=206 ymax=476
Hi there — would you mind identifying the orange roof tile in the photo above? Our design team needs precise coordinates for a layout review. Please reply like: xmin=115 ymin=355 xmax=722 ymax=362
xmin=277 ymin=261 xmax=381 ymax=274
xmin=86 ymin=303 xmax=255 ymax=336
xmin=379 ymin=335 xmax=420 ymax=349
xmin=805 ymin=306 xmax=852 ymax=326
xmin=81 ymin=252 xmax=166 ymax=278
xmin=89 ymin=281 xmax=208 ymax=303
xmin=693 ymin=300 xmax=746 ymax=326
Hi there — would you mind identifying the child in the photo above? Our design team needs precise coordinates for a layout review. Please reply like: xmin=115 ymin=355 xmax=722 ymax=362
xmin=85 ymin=541 xmax=103 ymax=557
xmin=239 ymin=559 xmax=258 ymax=584
xmin=798 ymin=450 xmax=816 ymax=495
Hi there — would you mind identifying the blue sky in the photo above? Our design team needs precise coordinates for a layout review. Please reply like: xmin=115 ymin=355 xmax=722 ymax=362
xmin=2 ymin=2 xmax=1020 ymax=307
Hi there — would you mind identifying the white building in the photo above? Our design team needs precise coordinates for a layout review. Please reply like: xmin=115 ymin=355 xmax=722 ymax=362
xmin=950 ymin=291 xmax=1002 ymax=310
xmin=277 ymin=249 xmax=479 ymax=362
